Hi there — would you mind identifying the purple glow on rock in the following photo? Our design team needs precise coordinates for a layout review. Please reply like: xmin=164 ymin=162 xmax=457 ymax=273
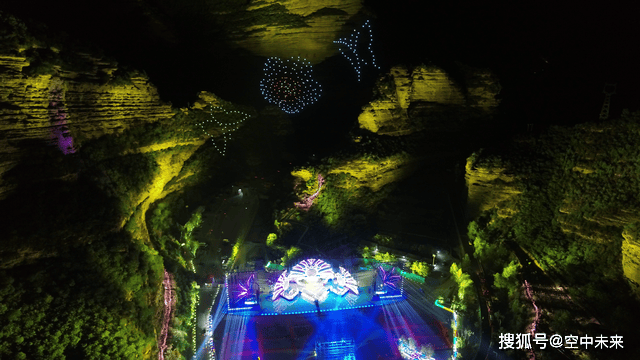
xmin=48 ymin=86 xmax=76 ymax=155
xmin=294 ymin=174 xmax=325 ymax=211
xmin=378 ymin=266 xmax=401 ymax=290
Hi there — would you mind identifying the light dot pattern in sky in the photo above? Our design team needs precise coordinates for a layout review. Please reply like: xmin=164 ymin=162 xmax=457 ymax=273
xmin=260 ymin=56 xmax=322 ymax=114
xmin=333 ymin=19 xmax=380 ymax=81
xmin=196 ymin=104 xmax=251 ymax=156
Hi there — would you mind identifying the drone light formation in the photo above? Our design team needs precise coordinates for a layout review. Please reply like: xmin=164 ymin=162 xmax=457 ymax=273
xmin=333 ymin=19 xmax=380 ymax=81
xmin=196 ymin=104 xmax=251 ymax=156
xmin=260 ymin=56 xmax=322 ymax=114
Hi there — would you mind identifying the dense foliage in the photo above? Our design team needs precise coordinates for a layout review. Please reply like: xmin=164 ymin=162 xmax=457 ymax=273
xmin=467 ymin=111 xmax=640 ymax=357
xmin=0 ymin=232 xmax=163 ymax=359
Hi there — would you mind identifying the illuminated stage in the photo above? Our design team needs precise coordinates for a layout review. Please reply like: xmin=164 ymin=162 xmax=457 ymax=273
xmin=208 ymin=259 xmax=453 ymax=360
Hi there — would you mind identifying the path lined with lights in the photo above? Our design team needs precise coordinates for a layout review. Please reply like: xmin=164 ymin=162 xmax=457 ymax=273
xmin=196 ymin=105 xmax=251 ymax=156
xmin=523 ymin=280 xmax=540 ymax=360
xmin=260 ymin=56 xmax=322 ymax=114
xmin=294 ymin=174 xmax=325 ymax=210
xmin=159 ymin=270 xmax=176 ymax=360
xmin=333 ymin=19 xmax=380 ymax=81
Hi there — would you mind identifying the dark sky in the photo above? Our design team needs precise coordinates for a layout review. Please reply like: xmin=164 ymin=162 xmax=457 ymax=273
xmin=3 ymin=0 xmax=639 ymax=148
xmin=367 ymin=0 xmax=640 ymax=125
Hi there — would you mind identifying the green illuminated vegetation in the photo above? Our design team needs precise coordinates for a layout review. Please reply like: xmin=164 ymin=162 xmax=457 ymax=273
xmin=280 ymin=246 xmax=302 ymax=266
xmin=291 ymin=152 xmax=412 ymax=228
xmin=266 ymin=233 xmax=278 ymax=248
xmin=467 ymin=110 xmax=640 ymax=345
xmin=0 ymin=232 xmax=163 ymax=359
xmin=373 ymin=251 xmax=398 ymax=263
xmin=449 ymin=262 xmax=475 ymax=312
xmin=410 ymin=261 xmax=431 ymax=277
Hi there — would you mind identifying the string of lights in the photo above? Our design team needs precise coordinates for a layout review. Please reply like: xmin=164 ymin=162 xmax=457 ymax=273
xmin=260 ymin=56 xmax=322 ymax=114
xmin=333 ymin=19 xmax=380 ymax=81
xmin=196 ymin=104 xmax=251 ymax=156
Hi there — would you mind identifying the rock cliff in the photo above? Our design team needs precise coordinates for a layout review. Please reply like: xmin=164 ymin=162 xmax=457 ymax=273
xmin=328 ymin=153 xmax=419 ymax=192
xmin=466 ymin=114 xmax=640 ymax=297
xmin=622 ymin=224 xmax=640 ymax=295
xmin=0 ymin=27 xmax=255 ymax=266
xmin=358 ymin=64 xmax=501 ymax=135
xmin=215 ymin=0 xmax=363 ymax=63
xmin=465 ymin=157 xmax=521 ymax=220
xmin=0 ymin=52 xmax=173 ymax=200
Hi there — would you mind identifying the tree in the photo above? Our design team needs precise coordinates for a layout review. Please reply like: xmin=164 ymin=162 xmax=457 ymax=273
xmin=493 ymin=260 xmax=519 ymax=291
xmin=411 ymin=261 xmax=430 ymax=277
xmin=361 ymin=246 xmax=373 ymax=259
xmin=266 ymin=233 xmax=278 ymax=247
xmin=281 ymin=246 xmax=302 ymax=266
xmin=450 ymin=262 xmax=474 ymax=306
xmin=374 ymin=252 xmax=397 ymax=263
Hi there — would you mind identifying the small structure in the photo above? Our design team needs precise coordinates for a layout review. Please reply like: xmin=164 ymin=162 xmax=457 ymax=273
xmin=599 ymin=83 xmax=617 ymax=120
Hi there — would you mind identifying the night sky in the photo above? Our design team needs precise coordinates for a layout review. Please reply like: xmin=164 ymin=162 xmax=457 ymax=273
xmin=3 ymin=0 xmax=639 ymax=153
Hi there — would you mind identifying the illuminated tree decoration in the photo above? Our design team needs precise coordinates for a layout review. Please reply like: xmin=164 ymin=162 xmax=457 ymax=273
xmin=196 ymin=104 xmax=251 ymax=156
xmin=235 ymin=274 xmax=255 ymax=301
xmin=333 ymin=19 xmax=380 ymax=81
xmin=260 ymin=56 xmax=322 ymax=114
xmin=378 ymin=266 xmax=401 ymax=290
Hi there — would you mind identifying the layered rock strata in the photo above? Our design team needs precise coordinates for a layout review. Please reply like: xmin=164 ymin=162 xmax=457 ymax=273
xmin=0 ymin=53 xmax=173 ymax=199
xmin=359 ymin=64 xmax=501 ymax=135
xmin=328 ymin=153 xmax=419 ymax=192
xmin=465 ymin=158 xmax=521 ymax=220
xmin=220 ymin=0 xmax=363 ymax=63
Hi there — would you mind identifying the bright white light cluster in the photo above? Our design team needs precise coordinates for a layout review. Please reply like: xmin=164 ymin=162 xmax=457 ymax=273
xmin=336 ymin=267 xmax=359 ymax=295
xmin=291 ymin=258 xmax=334 ymax=279
xmin=333 ymin=19 xmax=380 ymax=81
xmin=260 ymin=56 xmax=322 ymax=114
xmin=196 ymin=104 xmax=251 ymax=156
xmin=272 ymin=259 xmax=359 ymax=303
xmin=272 ymin=270 xmax=294 ymax=301
xmin=398 ymin=337 xmax=434 ymax=360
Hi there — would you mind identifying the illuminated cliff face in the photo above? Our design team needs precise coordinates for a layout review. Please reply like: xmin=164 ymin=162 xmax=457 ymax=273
xmin=0 ymin=53 xmax=173 ymax=200
xmin=358 ymin=64 xmax=501 ymax=135
xmin=465 ymin=115 xmax=640 ymax=297
xmin=223 ymin=0 xmax=363 ymax=64
xmin=0 ymin=46 xmax=235 ymax=266
xmin=328 ymin=153 xmax=418 ymax=192
xmin=622 ymin=226 xmax=640 ymax=296
xmin=465 ymin=158 xmax=521 ymax=220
